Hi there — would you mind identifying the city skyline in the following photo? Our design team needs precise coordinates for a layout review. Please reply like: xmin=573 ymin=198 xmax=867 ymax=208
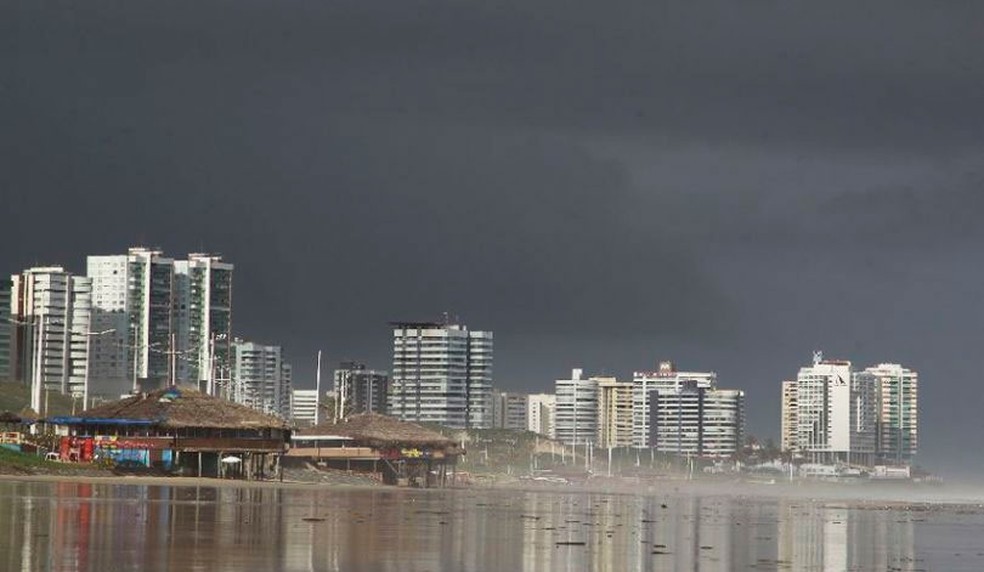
xmin=3 ymin=0 xmax=977 ymax=473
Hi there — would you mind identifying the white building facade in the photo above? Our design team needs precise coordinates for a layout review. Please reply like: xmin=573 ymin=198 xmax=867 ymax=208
xmin=632 ymin=361 xmax=715 ymax=447
xmin=291 ymin=389 xmax=319 ymax=427
xmin=174 ymin=254 xmax=233 ymax=392
xmin=87 ymin=247 xmax=175 ymax=395
xmin=388 ymin=321 xmax=493 ymax=429
xmin=527 ymin=393 xmax=556 ymax=438
xmin=793 ymin=353 xmax=876 ymax=465
xmin=10 ymin=267 xmax=93 ymax=411
xmin=554 ymin=369 xmax=599 ymax=445
xmin=230 ymin=339 xmax=292 ymax=418
xmin=856 ymin=363 xmax=918 ymax=465
xmin=648 ymin=381 xmax=745 ymax=457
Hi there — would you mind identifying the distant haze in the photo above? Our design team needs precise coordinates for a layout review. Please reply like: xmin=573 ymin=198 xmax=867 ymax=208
xmin=3 ymin=1 xmax=982 ymax=474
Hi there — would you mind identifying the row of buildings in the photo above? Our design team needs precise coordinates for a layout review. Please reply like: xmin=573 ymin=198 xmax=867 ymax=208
xmin=489 ymin=361 xmax=747 ymax=458
xmin=292 ymin=321 xmax=495 ymax=430
xmin=0 ymin=247 xmax=294 ymax=419
xmin=780 ymin=352 xmax=918 ymax=466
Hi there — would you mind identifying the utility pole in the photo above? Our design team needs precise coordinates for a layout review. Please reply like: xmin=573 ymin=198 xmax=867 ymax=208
xmin=132 ymin=324 xmax=140 ymax=393
xmin=315 ymin=350 xmax=322 ymax=425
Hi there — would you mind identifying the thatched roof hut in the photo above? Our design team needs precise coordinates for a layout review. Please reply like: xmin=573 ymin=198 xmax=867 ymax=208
xmin=299 ymin=413 xmax=455 ymax=449
xmin=58 ymin=387 xmax=287 ymax=430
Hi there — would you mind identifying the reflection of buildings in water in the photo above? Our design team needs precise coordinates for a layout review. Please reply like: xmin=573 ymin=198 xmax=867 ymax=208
xmin=778 ymin=500 xmax=915 ymax=571
xmin=778 ymin=502 xmax=847 ymax=571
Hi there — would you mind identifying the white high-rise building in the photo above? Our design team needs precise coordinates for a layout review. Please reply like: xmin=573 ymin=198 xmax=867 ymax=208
xmin=632 ymin=361 xmax=715 ymax=447
xmin=648 ymin=381 xmax=745 ymax=457
xmin=554 ymin=369 xmax=599 ymax=445
xmin=10 ymin=267 xmax=93 ymax=411
xmin=230 ymin=338 xmax=292 ymax=418
xmin=856 ymin=363 xmax=918 ymax=465
xmin=174 ymin=253 xmax=233 ymax=392
xmin=527 ymin=393 xmax=556 ymax=438
xmin=87 ymin=247 xmax=175 ymax=395
xmin=793 ymin=352 xmax=876 ymax=465
xmin=388 ymin=320 xmax=493 ymax=429
xmin=291 ymin=389 xmax=320 ymax=427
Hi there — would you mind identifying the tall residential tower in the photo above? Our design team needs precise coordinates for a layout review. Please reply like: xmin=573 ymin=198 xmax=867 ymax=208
xmin=87 ymin=247 xmax=175 ymax=395
xmin=174 ymin=253 xmax=233 ymax=392
xmin=388 ymin=320 xmax=493 ymax=429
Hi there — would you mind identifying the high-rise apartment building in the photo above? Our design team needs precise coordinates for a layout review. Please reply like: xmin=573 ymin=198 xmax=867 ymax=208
xmin=554 ymin=369 xmax=599 ymax=445
xmin=491 ymin=391 xmax=529 ymax=430
xmin=596 ymin=379 xmax=633 ymax=448
xmin=230 ymin=338 xmax=292 ymax=418
xmin=87 ymin=247 xmax=175 ymax=395
xmin=792 ymin=352 xmax=876 ymax=465
xmin=174 ymin=254 xmax=233 ymax=391
xmin=0 ymin=279 xmax=12 ymax=381
xmin=10 ymin=267 xmax=93 ymax=411
xmin=333 ymin=361 xmax=389 ymax=417
xmin=632 ymin=361 xmax=715 ymax=447
xmin=388 ymin=320 xmax=493 ymax=429
xmin=648 ymin=381 xmax=745 ymax=457
xmin=856 ymin=363 xmax=918 ymax=465
xmin=780 ymin=380 xmax=798 ymax=454
xmin=527 ymin=393 xmax=556 ymax=438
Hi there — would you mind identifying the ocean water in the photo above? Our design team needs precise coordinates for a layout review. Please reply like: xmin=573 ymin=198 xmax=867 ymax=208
xmin=0 ymin=480 xmax=981 ymax=571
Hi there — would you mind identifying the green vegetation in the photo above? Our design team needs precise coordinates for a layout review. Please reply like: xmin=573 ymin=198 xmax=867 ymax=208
xmin=0 ymin=382 xmax=77 ymax=416
xmin=0 ymin=446 xmax=103 ymax=476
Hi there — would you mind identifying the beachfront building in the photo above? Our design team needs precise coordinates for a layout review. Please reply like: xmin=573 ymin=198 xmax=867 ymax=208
xmin=791 ymin=352 xmax=877 ymax=466
xmin=87 ymin=248 xmax=176 ymax=395
xmin=333 ymin=361 xmax=389 ymax=417
xmin=554 ymin=369 xmax=599 ymax=446
xmin=229 ymin=339 xmax=292 ymax=419
xmin=9 ymin=267 xmax=94 ymax=412
xmin=648 ymin=381 xmax=745 ymax=457
xmin=0 ymin=278 xmax=12 ymax=380
xmin=288 ymin=413 xmax=463 ymax=487
xmin=491 ymin=391 xmax=529 ymax=430
xmin=388 ymin=320 xmax=493 ymax=429
xmin=780 ymin=380 xmax=798 ymax=454
xmin=596 ymin=379 xmax=633 ymax=448
xmin=291 ymin=389 xmax=319 ymax=427
xmin=527 ymin=393 xmax=556 ymax=439
xmin=856 ymin=363 xmax=918 ymax=465
xmin=631 ymin=361 xmax=715 ymax=448
xmin=49 ymin=387 xmax=289 ymax=479
xmin=173 ymin=253 xmax=233 ymax=392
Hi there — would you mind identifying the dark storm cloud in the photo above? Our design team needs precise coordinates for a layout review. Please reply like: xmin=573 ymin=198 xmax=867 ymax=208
xmin=3 ymin=0 xmax=984 ymax=471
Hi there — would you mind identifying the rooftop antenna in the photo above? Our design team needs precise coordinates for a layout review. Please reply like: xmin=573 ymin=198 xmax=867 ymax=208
xmin=813 ymin=350 xmax=823 ymax=365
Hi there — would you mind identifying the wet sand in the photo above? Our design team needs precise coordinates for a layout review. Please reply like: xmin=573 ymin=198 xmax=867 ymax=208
xmin=2 ymin=476 xmax=984 ymax=571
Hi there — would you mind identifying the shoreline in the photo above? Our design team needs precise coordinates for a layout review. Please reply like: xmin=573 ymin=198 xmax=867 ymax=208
xmin=2 ymin=472 xmax=983 ymax=509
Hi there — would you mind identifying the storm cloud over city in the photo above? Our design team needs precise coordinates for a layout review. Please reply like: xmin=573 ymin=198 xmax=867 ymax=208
xmin=3 ymin=0 xmax=984 ymax=473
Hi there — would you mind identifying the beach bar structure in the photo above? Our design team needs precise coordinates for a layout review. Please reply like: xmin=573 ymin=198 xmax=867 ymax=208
xmin=288 ymin=413 xmax=463 ymax=487
xmin=49 ymin=387 xmax=289 ymax=479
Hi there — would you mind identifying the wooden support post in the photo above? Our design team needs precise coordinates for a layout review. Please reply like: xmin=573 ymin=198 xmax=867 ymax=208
xmin=197 ymin=452 xmax=202 ymax=477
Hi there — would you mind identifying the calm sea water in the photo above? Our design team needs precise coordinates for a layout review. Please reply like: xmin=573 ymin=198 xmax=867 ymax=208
xmin=1 ymin=480 xmax=982 ymax=571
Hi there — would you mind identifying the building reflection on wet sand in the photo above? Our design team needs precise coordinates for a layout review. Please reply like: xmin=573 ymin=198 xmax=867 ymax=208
xmin=0 ymin=481 xmax=933 ymax=571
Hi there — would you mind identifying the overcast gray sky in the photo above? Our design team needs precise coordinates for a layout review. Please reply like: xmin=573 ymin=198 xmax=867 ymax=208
xmin=3 ymin=1 xmax=983 ymax=473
